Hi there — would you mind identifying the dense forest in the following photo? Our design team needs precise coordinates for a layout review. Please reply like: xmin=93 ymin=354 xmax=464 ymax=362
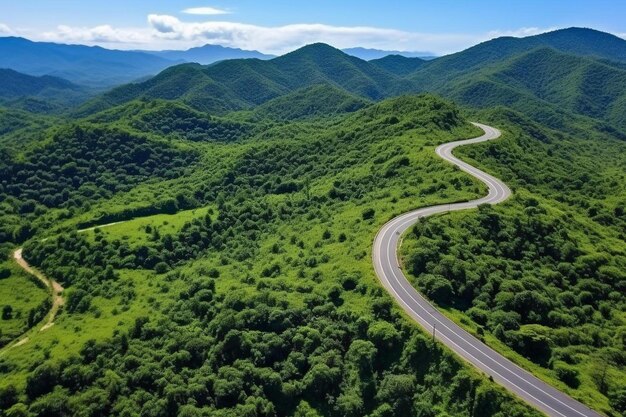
xmin=0 ymin=124 xmax=197 ymax=244
xmin=2 ymin=26 xmax=626 ymax=417
xmin=0 ymin=95 xmax=543 ymax=417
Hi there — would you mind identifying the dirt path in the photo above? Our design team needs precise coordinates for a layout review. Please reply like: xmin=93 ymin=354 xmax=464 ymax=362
xmin=13 ymin=248 xmax=64 ymax=331
xmin=3 ymin=221 xmax=127 ymax=352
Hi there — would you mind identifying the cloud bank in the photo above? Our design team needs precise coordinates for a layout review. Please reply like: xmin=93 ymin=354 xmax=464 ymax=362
xmin=5 ymin=14 xmax=580 ymax=55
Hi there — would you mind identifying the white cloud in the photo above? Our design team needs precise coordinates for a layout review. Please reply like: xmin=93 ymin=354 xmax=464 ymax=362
xmin=41 ymin=24 xmax=153 ymax=45
xmin=6 ymin=16 xmax=566 ymax=55
xmin=148 ymin=15 xmax=179 ymax=34
xmin=145 ymin=14 xmax=483 ymax=54
xmin=0 ymin=23 xmax=12 ymax=34
xmin=182 ymin=7 xmax=231 ymax=16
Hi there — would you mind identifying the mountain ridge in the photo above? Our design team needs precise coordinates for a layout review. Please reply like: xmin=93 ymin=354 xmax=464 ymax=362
xmin=0 ymin=36 xmax=174 ymax=88
xmin=141 ymin=44 xmax=274 ymax=64
xmin=76 ymin=43 xmax=410 ymax=116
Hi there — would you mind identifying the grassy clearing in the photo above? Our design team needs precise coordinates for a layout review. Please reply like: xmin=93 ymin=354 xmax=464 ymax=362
xmin=0 ymin=260 xmax=49 ymax=345
xmin=0 ymin=268 xmax=179 ymax=388
xmin=82 ymin=206 xmax=214 ymax=246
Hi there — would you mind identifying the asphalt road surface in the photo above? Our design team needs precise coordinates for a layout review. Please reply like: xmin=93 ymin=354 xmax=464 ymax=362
xmin=372 ymin=123 xmax=603 ymax=417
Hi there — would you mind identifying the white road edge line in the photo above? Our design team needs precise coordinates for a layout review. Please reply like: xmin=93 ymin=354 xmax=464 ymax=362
xmin=372 ymin=123 xmax=602 ymax=417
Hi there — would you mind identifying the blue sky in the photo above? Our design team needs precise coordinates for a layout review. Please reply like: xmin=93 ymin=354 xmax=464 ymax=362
xmin=1 ymin=0 xmax=625 ymax=54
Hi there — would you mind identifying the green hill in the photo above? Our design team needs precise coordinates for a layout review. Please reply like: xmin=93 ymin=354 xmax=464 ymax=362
xmin=409 ymin=27 xmax=626 ymax=89
xmin=0 ymin=69 xmax=89 ymax=111
xmin=0 ymin=69 xmax=80 ymax=99
xmin=370 ymin=55 xmax=426 ymax=76
xmin=77 ymin=44 xmax=408 ymax=116
xmin=437 ymin=47 xmax=626 ymax=131
xmin=0 ymin=107 xmax=52 ymax=137
xmin=252 ymin=84 xmax=371 ymax=120
xmin=526 ymin=27 xmax=626 ymax=62
xmin=89 ymin=99 xmax=255 ymax=142
xmin=78 ymin=28 xmax=626 ymax=130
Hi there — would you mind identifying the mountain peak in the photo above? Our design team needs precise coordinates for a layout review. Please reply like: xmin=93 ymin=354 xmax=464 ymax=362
xmin=281 ymin=43 xmax=348 ymax=58
xmin=370 ymin=55 xmax=426 ymax=76
xmin=529 ymin=27 xmax=626 ymax=62
xmin=541 ymin=26 xmax=620 ymax=37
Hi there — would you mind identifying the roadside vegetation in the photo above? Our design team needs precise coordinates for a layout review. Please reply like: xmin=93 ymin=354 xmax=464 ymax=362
xmin=402 ymin=109 xmax=626 ymax=415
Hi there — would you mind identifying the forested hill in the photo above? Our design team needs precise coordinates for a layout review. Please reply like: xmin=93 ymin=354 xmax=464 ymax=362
xmin=74 ymin=28 xmax=626 ymax=137
xmin=369 ymin=55 xmax=427 ymax=76
xmin=251 ymin=84 xmax=371 ymax=121
xmin=0 ymin=69 xmax=80 ymax=99
xmin=0 ymin=69 xmax=88 ymax=112
xmin=408 ymin=27 xmax=626 ymax=88
xmin=436 ymin=47 xmax=626 ymax=132
xmin=75 ymin=43 xmax=412 ymax=116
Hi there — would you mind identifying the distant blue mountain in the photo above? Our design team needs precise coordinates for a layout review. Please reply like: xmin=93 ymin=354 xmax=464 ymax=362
xmin=0 ymin=68 xmax=89 ymax=112
xmin=0 ymin=37 xmax=276 ymax=88
xmin=0 ymin=68 xmax=81 ymax=97
xmin=143 ymin=44 xmax=274 ymax=64
xmin=0 ymin=37 xmax=175 ymax=88
xmin=342 ymin=47 xmax=436 ymax=60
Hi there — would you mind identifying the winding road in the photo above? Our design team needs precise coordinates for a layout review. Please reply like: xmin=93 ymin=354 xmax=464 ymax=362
xmin=372 ymin=123 xmax=602 ymax=417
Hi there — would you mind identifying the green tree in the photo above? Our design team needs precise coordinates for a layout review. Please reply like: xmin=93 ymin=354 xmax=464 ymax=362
xmin=2 ymin=305 xmax=13 ymax=320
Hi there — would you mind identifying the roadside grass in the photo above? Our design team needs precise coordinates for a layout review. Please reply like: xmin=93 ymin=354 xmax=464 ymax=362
xmin=439 ymin=305 xmax=613 ymax=415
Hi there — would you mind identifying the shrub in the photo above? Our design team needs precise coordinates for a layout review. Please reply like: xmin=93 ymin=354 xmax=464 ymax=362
xmin=0 ymin=267 xmax=10 ymax=279
xmin=554 ymin=362 xmax=580 ymax=388
xmin=154 ymin=262 xmax=170 ymax=274
xmin=362 ymin=208 xmax=375 ymax=220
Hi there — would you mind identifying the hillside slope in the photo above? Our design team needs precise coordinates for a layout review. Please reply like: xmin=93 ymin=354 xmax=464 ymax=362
xmin=77 ymin=43 xmax=411 ymax=116
xmin=410 ymin=27 xmax=626 ymax=89
xmin=252 ymin=84 xmax=371 ymax=120
xmin=439 ymin=47 xmax=626 ymax=131
xmin=0 ymin=69 xmax=89 ymax=111
xmin=0 ymin=69 xmax=81 ymax=98
xmin=370 ymin=55 xmax=427 ymax=76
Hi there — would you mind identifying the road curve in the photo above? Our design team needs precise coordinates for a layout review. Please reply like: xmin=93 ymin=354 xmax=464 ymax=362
xmin=372 ymin=123 xmax=602 ymax=417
